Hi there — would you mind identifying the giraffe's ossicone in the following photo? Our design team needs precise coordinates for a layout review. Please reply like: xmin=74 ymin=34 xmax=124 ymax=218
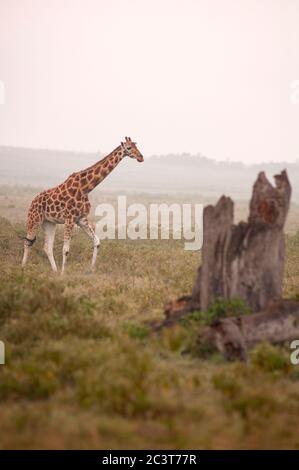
xmin=22 ymin=137 xmax=144 ymax=273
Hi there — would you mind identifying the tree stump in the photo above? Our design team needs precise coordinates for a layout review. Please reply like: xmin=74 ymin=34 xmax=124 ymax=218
xmin=154 ymin=171 xmax=298 ymax=360
xmin=166 ymin=170 xmax=291 ymax=317
xmin=196 ymin=170 xmax=291 ymax=311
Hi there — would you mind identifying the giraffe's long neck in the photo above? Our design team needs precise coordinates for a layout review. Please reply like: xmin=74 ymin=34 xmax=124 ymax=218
xmin=78 ymin=146 xmax=124 ymax=194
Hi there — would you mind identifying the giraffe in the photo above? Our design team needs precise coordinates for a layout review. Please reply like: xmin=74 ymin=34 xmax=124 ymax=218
xmin=22 ymin=137 xmax=144 ymax=273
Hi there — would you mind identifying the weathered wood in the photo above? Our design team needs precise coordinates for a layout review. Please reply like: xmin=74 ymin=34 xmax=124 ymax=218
xmin=157 ymin=170 xmax=296 ymax=360
xmin=153 ymin=296 xmax=194 ymax=331
xmin=192 ymin=196 xmax=234 ymax=310
xmin=198 ymin=170 xmax=291 ymax=312
xmin=165 ymin=170 xmax=291 ymax=317
xmin=200 ymin=300 xmax=299 ymax=361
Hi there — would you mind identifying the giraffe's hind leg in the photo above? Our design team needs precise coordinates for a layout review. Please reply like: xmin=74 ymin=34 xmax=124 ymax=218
xmin=43 ymin=220 xmax=58 ymax=272
xmin=61 ymin=219 xmax=75 ymax=274
xmin=78 ymin=217 xmax=100 ymax=269
xmin=21 ymin=221 xmax=41 ymax=268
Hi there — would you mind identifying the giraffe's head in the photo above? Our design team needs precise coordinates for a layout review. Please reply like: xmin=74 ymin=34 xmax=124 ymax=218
xmin=121 ymin=137 xmax=144 ymax=162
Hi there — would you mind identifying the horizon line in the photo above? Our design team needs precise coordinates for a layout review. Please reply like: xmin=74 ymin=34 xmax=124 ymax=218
xmin=0 ymin=143 xmax=298 ymax=167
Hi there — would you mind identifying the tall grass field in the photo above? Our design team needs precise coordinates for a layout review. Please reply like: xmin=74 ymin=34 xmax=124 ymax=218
xmin=0 ymin=187 xmax=299 ymax=449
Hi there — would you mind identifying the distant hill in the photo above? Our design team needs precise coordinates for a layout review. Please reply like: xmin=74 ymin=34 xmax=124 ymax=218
xmin=0 ymin=146 xmax=298 ymax=202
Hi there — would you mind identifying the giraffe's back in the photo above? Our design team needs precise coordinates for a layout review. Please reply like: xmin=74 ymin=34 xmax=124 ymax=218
xmin=27 ymin=178 xmax=91 ymax=226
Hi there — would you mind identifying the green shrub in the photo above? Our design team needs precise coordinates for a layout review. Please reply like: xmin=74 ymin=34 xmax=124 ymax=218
xmin=123 ymin=323 xmax=150 ymax=340
xmin=0 ymin=361 xmax=60 ymax=400
xmin=206 ymin=297 xmax=250 ymax=323
xmin=185 ymin=297 xmax=250 ymax=327
xmin=250 ymin=343 xmax=291 ymax=374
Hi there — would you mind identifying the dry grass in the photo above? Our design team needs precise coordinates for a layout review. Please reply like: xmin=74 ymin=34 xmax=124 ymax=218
xmin=0 ymin=187 xmax=299 ymax=449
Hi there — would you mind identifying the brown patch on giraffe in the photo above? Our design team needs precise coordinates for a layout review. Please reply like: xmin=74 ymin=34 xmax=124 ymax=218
xmin=90 ymin=177 xmax=98 ymax=186
xmin=68 ymin=187 xmax=77 ymax=197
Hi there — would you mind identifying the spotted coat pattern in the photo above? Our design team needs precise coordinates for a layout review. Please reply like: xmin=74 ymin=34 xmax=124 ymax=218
xmin=22 ymin=137 xmax=144 ymax=272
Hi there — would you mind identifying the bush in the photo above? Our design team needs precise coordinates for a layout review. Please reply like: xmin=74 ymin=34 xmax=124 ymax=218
xmin=250 ymin=343 xmax=291 ymax=374
xmin=123 ymin=323 xmax=150 ymax=340
xmin=186 ymin=297 xmax=250 ymax=327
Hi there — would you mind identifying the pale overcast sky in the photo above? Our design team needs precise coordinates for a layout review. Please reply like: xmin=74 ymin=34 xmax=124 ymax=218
xmin=0 ymin=0 xmax=298 ymax=162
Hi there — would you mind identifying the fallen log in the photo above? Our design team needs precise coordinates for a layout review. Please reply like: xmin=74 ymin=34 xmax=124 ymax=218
xmin=200 ymin=300 xmax=299 ymax=361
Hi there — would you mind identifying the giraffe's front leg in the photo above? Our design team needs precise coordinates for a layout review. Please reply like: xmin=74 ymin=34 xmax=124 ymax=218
xmin=43 ymin=220 xmax=58 ymax=272
xmin=78 ymin=217 xmax=100 ymax=269
xmin=61 ymin=219 xmax=74 ymax=274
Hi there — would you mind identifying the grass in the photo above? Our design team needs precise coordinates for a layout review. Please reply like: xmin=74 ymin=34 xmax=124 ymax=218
xmin=0 ymin=189 xmax=299 ymax=449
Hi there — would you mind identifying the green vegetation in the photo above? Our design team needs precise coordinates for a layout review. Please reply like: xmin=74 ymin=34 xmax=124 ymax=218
xmin=186 ymin=297 xmax=250 ymax=327
xmin=0 ymin=190 xmax=299 ymax=449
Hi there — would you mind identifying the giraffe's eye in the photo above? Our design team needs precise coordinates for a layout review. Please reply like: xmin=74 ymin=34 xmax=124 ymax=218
xmin=127 ymin=147 xmax=132 ymax=151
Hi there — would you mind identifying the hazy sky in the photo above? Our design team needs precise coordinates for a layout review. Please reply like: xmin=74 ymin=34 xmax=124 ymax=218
xmin=0 ymin=0 xmax=298 ymax=162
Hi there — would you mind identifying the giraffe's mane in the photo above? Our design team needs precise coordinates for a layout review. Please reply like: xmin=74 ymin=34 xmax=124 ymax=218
xmin=80 ymin=145 xmax=121 ymax=174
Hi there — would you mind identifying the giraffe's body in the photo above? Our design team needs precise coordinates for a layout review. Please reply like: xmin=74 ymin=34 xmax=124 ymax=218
xmin=22 ymin=138 xmax=144 ymax=273
xmin=28 ymin=178 xmax=91 ymax=226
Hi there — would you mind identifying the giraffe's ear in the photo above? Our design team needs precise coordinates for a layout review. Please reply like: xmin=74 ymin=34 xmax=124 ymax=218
xmin=121 ymin=141 xmax=125 ymax=147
